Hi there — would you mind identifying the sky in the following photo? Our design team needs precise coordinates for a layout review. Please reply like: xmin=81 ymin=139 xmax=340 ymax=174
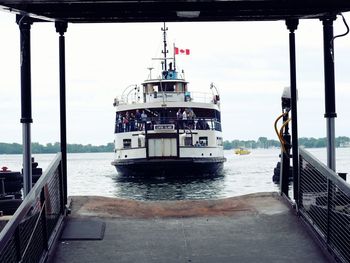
xmin=0 ymin=11 xmax=350 ymax=145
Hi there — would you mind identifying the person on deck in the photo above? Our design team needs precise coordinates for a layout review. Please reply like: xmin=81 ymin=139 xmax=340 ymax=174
xmin=130 ymin=112 xmax=136 ymax=131
xmin=141 ymin=110 xmax=148 ymax=130
xmin=182 ymin=109 xmax=188 ymax=128
xmin=135 ymin=109 xmax=141 ymax=130
xmin=176 ymin=109 xmax=182 ymax=129
xmin=117 ymin=113 xmax=123 ymax=133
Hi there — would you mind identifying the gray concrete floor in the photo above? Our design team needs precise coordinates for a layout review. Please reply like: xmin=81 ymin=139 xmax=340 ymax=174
xmin=52 ymin=193 xmax=328 ymax=263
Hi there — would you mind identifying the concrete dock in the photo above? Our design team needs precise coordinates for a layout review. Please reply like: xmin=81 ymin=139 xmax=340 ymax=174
xmin=53 ymin=192 xmax=328 ymax=263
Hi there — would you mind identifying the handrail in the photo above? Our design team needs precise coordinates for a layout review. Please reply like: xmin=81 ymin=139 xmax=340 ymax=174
xmin=299 ymin=147 xmax=350 ymax=262
xmin=299 ymin=148 xmax=350 ymax=195
xmin=0 ymin=152 xmax=63 ymax=258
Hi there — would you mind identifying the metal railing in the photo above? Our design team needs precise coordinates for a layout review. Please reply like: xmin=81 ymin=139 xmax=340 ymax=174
xmin=0 ymin=153 xmax=65 ymax=263
xmin=115 ymin=117 xmax=222 ymax=133
xmin=299 ymin=148 xmax=350 ymax=263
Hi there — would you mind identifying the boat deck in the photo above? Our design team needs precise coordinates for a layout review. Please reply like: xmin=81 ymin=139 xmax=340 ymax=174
xmin=52 ymin=192 xmax=328 ymax=263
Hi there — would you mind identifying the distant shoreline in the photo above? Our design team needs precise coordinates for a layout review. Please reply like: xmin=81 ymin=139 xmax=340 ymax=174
xmin=1 ymin=136 xmax=349 ymax=154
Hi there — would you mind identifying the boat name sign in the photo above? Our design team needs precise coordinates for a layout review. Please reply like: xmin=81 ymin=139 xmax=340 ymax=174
xmin=154 ymin=124 xmax=175 ymax=131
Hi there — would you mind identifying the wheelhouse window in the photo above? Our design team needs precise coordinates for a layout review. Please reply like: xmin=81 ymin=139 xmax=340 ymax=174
xmin=123 ymin=139 xmax=131 ymax=148
xmin=217 ymin=137 xmax=223 ymax=146
xmin=199 ymin=137 xmax=208 ymax=146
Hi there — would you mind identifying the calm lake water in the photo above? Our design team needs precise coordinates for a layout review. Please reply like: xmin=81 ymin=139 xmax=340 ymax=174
xmin=1 ymin=148 xmax=349 ymax=201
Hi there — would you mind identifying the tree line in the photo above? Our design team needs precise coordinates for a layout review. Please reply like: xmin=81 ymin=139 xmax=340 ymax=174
xmin=0 ymin=142 xmax=114 ymax=154
xmin=223 ymin=136 xmax=350 ymax=150
xmin=0 ymin=136 xmax=349 ymax=154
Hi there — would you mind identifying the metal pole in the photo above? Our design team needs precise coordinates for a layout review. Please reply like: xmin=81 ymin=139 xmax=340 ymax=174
xmin=17 ymin=15 xmax=33 ymax=197
xmin=322 ymin=16 xmax=337 ymax=171
xmin=280 ymin=113 xmax=291 ymax=197
xmin=55 ymin=21 xmax=68 ymax=206
xmin=286 ymin=19 xmax=299 ymax=204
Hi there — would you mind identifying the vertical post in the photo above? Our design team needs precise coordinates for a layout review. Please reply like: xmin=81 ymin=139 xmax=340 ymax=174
xmin=17 ymin=15 xmax=33 ymax=197
xmin=286 ymin=19 xmax=300 ymax=205
xmin=176 ymin=120 xmax=180 ymax=158
xmin=322 ymin=16 xmax=337 ymax=172
xmin=55 ymin=21 xmax=68 ymax=206
xmin=280 ymin=114 xmax=291 ymax=197
xmin=145 ymin=121 xmax=149 ymax=159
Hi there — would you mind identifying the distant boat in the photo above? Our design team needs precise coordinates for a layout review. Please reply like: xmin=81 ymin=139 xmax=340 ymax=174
xmin=235 ymin=148 xmax=251 ymax=155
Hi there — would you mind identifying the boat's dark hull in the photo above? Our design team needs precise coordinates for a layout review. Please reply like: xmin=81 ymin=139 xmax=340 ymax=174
xmin=112 ymin=157 xmax=226 ymax=177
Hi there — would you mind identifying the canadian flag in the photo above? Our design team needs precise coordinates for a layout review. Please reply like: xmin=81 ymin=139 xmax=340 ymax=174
xmin=175 ymin=47 xmax=190 ymax=55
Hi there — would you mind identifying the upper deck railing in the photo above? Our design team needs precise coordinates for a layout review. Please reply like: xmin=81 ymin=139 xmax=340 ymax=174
xmin=115 ymin=91 xmax=218 ymax=106
xmin=0 ymin=153 xmax=65 ymax=263
xmin=298 ymin=148 xmax=350 ymax=263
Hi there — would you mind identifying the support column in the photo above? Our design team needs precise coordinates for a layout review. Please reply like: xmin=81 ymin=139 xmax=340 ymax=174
xmin=286 ymin=19 xmax=299 ymax=204
xmin=55 ymin=21 xmax=68 ymax=206
xmin=322 ymin=16 xmax=337 ymax=171
xmin=17 ymin=15 xmax=33 ymax=197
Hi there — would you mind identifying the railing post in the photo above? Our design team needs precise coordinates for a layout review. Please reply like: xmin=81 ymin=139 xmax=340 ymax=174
xmin=286 ymin=19 xmax=300 ymax=205
xmin=40 ymin=187 xmax=49 ymax=251
xmin=58 ymin=163 xmax=65 ymax=215
xmin=145 ymin=121 xmax=149 ymax=159
xmin=55 ymin=21 xmax=68 ymax=206
xmin=176 ymin=119 xmax=180 ymax=158
xmin=14 ymin=227 xmax=22 ymax=261
xmin=17 ymin=15 xmax=33 ymax=198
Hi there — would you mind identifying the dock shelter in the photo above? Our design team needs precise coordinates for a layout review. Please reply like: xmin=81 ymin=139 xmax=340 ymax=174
xmin=0 ymin=1 xmax=350 ymax=262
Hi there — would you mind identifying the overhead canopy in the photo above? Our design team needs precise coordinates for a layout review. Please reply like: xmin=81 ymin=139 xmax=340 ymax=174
xmin=0 ymin=0 xmax=350 ymax=23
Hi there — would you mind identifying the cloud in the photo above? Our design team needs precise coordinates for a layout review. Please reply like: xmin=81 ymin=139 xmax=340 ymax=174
xmin=1 ymin=12 xmax=350 ymax=145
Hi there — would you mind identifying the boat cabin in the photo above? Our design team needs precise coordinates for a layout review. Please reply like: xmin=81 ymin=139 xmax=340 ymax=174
xmin=143 ymin=68 xmax=190 ymax=103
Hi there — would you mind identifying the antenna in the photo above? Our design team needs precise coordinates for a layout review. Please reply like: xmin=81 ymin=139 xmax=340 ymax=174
xmin=161 ymin=22 xmax=168 ymax=71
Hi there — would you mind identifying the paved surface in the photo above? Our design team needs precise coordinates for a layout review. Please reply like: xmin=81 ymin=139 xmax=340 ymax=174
xmin=52 ymin=193 xmax=329 ymax=263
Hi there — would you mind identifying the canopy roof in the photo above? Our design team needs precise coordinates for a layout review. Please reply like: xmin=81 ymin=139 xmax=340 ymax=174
xmin=0 ymin=0 xmax=350 ymax=23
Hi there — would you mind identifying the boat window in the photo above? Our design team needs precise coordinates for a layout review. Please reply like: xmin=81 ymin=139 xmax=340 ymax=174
xmin=184 ymin=137 xmax=192 ymax=146
xmin=217 ymin=137 xmax=223 ymax=146
xmin=123 ymin=139 xmax=131 ymax=148
xmin=199 ymin=137 xmax=208 ymax=146
xmin=145 ymin=83 xmax=161 ymax=94
xmin=163 ymin=82 xmax=175 ymax=92
xmin=175 ymin=83 xmax=183 ymax=92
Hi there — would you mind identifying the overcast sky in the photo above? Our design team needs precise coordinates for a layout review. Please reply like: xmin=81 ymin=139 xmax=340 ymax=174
xmin=1 ymin=12 xmax=350 ymax=145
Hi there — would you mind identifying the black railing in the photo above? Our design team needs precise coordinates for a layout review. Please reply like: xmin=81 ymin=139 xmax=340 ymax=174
xmin=114 ymin=117 xmax=222 ymax=133
xmin=0 ymin=153 xmax=65 ymax=263
xmin=299 ymin=148 xmax=350 ymax=263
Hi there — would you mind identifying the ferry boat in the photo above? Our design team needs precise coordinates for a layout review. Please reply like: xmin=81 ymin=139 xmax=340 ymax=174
xmin=111 ymin=25 xmax=226 ymax=176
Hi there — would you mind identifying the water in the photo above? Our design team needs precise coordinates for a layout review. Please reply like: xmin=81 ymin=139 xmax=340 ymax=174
xmin=1 ymin=148 xmax=349 ymax=201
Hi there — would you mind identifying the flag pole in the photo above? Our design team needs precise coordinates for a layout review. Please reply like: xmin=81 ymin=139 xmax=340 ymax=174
xmin=173 ymin=43 xmax=176 ymax=70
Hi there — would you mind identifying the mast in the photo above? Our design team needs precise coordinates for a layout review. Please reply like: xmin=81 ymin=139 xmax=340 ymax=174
xmin=161 ymin=22 xmax=168 ymax=71
xmin=173 ymin=43 xmax=176 ymax=70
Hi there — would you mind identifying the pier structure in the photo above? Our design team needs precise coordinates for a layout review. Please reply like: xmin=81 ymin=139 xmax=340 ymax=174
xmin=0 ymin=1 xmax=350 ymax=262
